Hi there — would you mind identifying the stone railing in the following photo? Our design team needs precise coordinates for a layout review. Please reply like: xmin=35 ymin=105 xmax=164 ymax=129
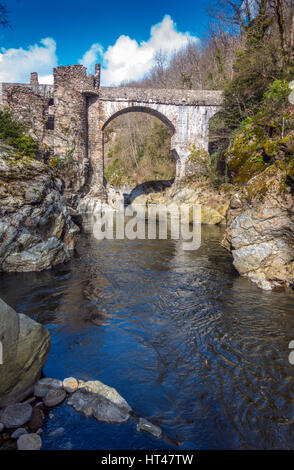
xmin=99 ymin=87 xmax=223 ymax=106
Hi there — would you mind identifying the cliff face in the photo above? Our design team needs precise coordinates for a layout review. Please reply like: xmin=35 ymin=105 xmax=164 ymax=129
xmin=0 ymin=142 xmax=79 ymax=272
xmin=223 ymin=131 xmax=294 ymax=290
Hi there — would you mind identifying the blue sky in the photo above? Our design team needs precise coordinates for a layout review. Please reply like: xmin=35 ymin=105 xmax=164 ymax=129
xmin=1 ymin=0 xmax=210 ymax=85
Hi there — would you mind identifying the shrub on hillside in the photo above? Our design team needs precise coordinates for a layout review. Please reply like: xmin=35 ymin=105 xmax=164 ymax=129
xmin=0 ymin=108 xmax=38 ymax=158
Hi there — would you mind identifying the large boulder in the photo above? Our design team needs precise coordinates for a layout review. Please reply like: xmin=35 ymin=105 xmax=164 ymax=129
xmin=0 ymin=298 xmax=51 ymax=407
xmin=67 ymin=380 xmax=132 ymax=423
xmin=223 ymin=165 xmax=294 ymax=289
xmin=0 ymin=142 xmax=79 ymax=272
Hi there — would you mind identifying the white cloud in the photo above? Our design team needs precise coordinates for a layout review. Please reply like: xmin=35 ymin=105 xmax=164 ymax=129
xmin=80 ymin=15 xmax=199 ymax=86
xmin=0 ymin=38 xmax=57 ymax=84
xmin=38 ymin=74 xmax=54 ymax=84
xmin=79 ymin=43 xmax=103 ymax=71
xmin=0 ymin=17 xmax=198 ymax=86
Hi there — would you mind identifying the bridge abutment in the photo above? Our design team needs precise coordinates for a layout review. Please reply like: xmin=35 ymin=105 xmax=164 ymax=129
xmin=87 ymin=95 xmax=106 ymax=199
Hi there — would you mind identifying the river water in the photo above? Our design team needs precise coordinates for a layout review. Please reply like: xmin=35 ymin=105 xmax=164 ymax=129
xmin=1 ymin=218 xmax=294 ymax=450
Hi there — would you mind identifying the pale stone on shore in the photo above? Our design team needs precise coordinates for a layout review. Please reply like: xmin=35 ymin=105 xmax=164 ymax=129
xmin=78 ymin=380 xmax=131 ymax=412
xmin=34 ymin=378 xmax=63 ymax=398
xmin=11 ymin=428 xmax=28 ymax=439
xmin=17 ymin=433 xmax=42 ymax=450
xmin=63 ymin=377 xmax=78 ymax=393
xmin=43 ymin=388 xmax=66 ymax=407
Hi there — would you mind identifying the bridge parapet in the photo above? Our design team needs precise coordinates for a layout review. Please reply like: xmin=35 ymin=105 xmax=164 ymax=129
xmin=100 ymin=87 xmax=222 ymax=106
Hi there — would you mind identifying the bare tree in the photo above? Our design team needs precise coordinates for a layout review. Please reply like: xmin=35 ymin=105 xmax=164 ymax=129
xmin=0 ymin=3 xmax=9 ymax=28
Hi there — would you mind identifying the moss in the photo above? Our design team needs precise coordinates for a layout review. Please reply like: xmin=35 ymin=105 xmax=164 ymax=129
xmin=0 ymin=108 xmax=38 ymax=158
xmin=263 ymin=140 xmax=278 ymax=157
xmin=286 ymin=159 xmax=294 ymax=180
xmin=226 ymin=117 xmax=294 ymax=186
xmin=219 ymin=182 xmax=236 ymax=194
xmin=235 ymin=156 xmax=267 ymax=184
xmin=242 ymin=164 xmax=288 ymax=202
xmin=276 ymin=160 xmax=287 ymax=170
xmin=188 ymin=145 xmax=209 ymax=165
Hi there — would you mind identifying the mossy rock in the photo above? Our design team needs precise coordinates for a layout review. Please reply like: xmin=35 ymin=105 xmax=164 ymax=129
xmin=242 ymin=164 xmax=288 ymax=203
xmin=234 ymin=156 xmax=267 ymax=185
xmin=226 ymin=121 xmax=292 ymax=185
xmin=219 ymin=182 xmax=236 ymax=194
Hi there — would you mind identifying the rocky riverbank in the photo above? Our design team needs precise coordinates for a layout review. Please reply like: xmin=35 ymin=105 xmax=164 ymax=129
xmin=0 ymin=297 xmax=164 ymax=450
xmin=0 ymin=141 xmax=79 ymax=272
xmin=0 ymin=375 xmax=164 ymax=450
xmin=223 ymin=164 xmax=294 ymax=290
xmin=78 ymin=177 xmax=233 ymax=225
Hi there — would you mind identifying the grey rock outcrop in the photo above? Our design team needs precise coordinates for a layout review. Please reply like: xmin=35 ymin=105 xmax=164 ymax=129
xmin=68 ymin=380 xmax=132 ymax=423
xmin=0 ymin=298 xmax=51 ymax=406
xmin=223 ymin=166 xmax=294 ymax=290
xmin=78 ymin=178 xmax=232 ymax=227
xmin=0 ymin=142 xmax=79 ymax=272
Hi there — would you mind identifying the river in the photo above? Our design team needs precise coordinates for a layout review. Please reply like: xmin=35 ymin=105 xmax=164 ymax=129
xmin=0 ymin=218 xmax=294 ymax=450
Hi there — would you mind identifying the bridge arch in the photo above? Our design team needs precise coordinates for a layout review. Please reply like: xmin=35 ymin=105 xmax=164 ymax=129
xmin=101 ymin=106 xmax=177 ymax=187
xmin=101 ymin=106 xmax=176 ymax=134
xmin=86 ymin=84 xmax=222 ymax=198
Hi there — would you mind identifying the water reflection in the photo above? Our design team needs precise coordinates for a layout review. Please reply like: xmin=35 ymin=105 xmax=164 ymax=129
xmin=0 ymin=221 xmax=294 ymax=450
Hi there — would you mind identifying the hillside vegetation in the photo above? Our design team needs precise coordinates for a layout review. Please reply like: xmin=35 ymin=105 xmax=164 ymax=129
xmin=104 ymin=113 xmax=175 ymax=186
xmin=0 ymin=108 xmax=38 ymax=158
xmin=117 ymin=0 xmax=294 ymax=190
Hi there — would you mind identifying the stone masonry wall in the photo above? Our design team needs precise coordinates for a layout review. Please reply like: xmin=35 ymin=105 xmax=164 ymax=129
xmin=0 ymin=80 xmax=54 ymax=149
xmin=52 ymin=66 xmax=92 ymax=202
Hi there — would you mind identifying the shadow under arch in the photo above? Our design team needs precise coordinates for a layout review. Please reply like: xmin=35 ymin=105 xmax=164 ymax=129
xmin=125 ymin=179 xmax=175 ymax=206
xmin=102 ymin=106 xmax=176 ymax=134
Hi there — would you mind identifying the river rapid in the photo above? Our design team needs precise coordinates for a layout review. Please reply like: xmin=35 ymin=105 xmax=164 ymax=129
xmin=0 ymin=218 xmax=294 ymax=450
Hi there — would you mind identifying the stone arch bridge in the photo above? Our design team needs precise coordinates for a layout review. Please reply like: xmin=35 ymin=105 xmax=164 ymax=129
xmin=0 ymin=64 xmax=222 ymax=201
